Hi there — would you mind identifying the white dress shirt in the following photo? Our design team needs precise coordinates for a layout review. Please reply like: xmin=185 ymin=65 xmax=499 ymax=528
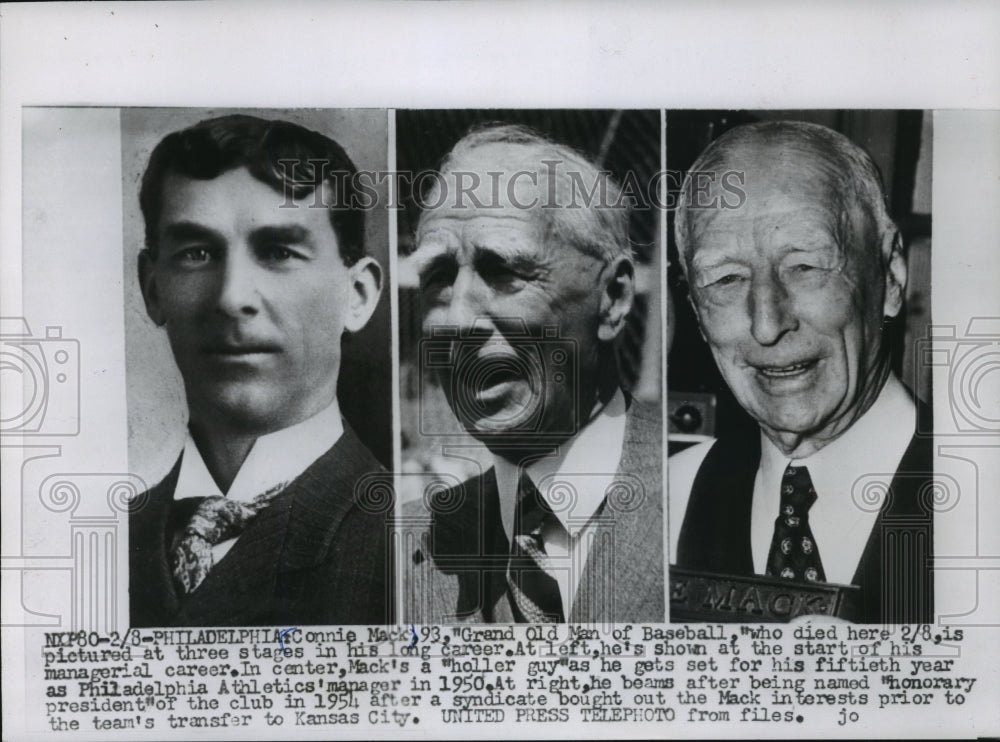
xmin=494 ymin=389 xmax=628 ymax=618
xmin=669 ymin=375 xmax=917 ymax=584
xmin=173 ymin=400 xmax=345 ymax=564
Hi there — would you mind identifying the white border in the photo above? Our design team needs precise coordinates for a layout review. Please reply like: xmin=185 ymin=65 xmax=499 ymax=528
xmin=2 ymin=2 xmax=999 ymax=741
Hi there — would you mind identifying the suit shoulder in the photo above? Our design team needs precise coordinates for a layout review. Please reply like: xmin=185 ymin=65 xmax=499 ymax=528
xmin=666 ymin=439 xmax=716 ymax=562
xmin=129 ymin=457 xmax=181 ymax=524
xmin=668 ymin=439 xmax=716 ymax=483
xmin=400 ymin=472 xmax=484 ymax=521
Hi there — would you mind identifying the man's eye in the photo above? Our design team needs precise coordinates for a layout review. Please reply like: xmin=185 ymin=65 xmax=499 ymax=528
xmin=705 ymin=273 xmax=746 ymax=288
xmin=420 ymin=262 xmax=458 ymax=293
xmin=783 ymin=262 xmax=832 ymax=287
xmin=261 ymin=244 xmax=295 ymax=262
xmin=478 ymin=260 xmax=526 ymax=290
xmin=174 ymin=246 xmax=214 ymax=264
xmin=487 ymin=265 xmax=520 ymax=280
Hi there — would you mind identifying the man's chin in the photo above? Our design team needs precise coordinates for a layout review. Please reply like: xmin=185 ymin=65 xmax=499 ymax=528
xmin=754 ymin=404 xmax=838 ymax=442
xmin=461 ymin=415 xmax=537 ymax=441
xmin=188 ymin=386 xmax=294 ymax=435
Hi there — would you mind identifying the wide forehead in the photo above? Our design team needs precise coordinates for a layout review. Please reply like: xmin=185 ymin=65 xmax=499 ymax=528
xmin=429 ymin=140 xmax=604 ymax=207
xmin=415 ymin=143 xmax=554 ymax=253
xmin=717 ymin=139 xmax=848 ymax=205
xmin=412 ymin=209 xmax=560 ymax=276
xmin=158 ymin=167 xmax=338 ymax=237
xmin=684 ymin=143 xmax=870 ymax=262
xmin=445 ymin=140 xmax=567 ymax=179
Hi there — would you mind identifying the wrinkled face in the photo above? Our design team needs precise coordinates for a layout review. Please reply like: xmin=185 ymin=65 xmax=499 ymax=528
xmin=413 ymin=157 xmax=609 ymax=444
xmin=684 ymin=150 xmax=897 ymax=447
xmin=141 ymin=167 xmax=356 ymax=435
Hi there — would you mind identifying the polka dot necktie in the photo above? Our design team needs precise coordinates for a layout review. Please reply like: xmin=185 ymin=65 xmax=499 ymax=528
xmin=766 ymin=464 xmax=826 ymax=583
xmin=171 ymin=481 xmax=288 ymax=594
xmin=506 ymin=475 xmax=565 ymax=623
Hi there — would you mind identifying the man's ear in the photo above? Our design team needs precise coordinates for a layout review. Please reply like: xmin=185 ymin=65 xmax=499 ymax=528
xmin=138 ymin=249 xmax=166 ymax=327
xmin=344 ymin=256 xmax=383 ymax=333
xmin=597 ymin=256 xmax=635 ymax=342
xmin=882 ymin=230 xmax=907 ymax=318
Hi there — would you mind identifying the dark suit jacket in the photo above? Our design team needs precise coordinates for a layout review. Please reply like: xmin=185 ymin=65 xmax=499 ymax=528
xmin=129 ymin=427 xmax=393 ymax=626
xmin=402 ymin=401 xmax=664 ymax=624
xmin=675 ymin=403 xmax=934 ymax=624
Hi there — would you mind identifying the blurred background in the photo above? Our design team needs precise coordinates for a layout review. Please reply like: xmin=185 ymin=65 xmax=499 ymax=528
xmin=665 ymin=110 xmax=932 ymax=454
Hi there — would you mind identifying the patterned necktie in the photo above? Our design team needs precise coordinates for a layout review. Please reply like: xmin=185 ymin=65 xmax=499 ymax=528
xmin=506 ymin=475 xmax=564 ymax=623
xmin=171 ymin=481 xmax=288 ymax=594
xmin=766 ymin=464 xmax=826 ymax=583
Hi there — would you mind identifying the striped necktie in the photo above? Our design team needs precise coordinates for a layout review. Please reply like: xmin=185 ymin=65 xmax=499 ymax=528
xmin=506 ymin=475 xmax=564 ymax=622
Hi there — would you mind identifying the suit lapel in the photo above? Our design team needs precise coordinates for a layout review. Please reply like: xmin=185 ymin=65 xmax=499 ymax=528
xmin=170 ymin=427 xmax=382 ymax=626
xmin=423 ymin=468 xmax=509 ymax=623
xmin=572 ymin=402 xmax=664 ymax=623
xmin=417 ymin=402 xmax=666 ymax=624
xmin=129 ymin=458 xmax=183 ymax=627
xmin=675 ymin=399 xmax=934 ymax=624
xmin=676 ymin=432 xmax=759 ymax=574
xmin=852 ymin=401 xmax=934 ymax=623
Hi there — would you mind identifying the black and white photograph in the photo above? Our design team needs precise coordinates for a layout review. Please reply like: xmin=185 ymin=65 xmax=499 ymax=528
xmin=121 ymin=108 xmax=395 ymax=626
xmin=666 ymin=111 xmax=935 ymax=624
xmin=1 ymin=3 xmax=998 ymax=741
xmin=395 ymin=110 xmax=665 ymax=624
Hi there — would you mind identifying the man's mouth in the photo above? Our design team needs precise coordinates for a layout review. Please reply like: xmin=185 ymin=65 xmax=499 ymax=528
xmin=472 ymin=363 xmax=525 ymax=402
xmin=203 ymin=343 xmax=281 ymax=357
xmin=755 ymin=359 xmax=819 ymax=379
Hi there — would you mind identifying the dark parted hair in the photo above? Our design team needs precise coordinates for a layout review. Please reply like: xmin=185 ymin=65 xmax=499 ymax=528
xmin=139 ymin=114 xmax=365 ymax=264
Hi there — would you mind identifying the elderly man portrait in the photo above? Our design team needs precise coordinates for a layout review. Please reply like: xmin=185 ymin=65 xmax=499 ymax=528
xmin=400 ymin=117 xmax=664 ymax=624
xmin=128 ymin=113 xmax=392 ymax=626
xmin=668 ymin=119 xmax=933 ymax=624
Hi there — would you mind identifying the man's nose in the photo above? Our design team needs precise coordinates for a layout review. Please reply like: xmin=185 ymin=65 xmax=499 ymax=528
xmin=443 ymin=267 xmax=489 ymax=333
xmin=748 ymin=274 xmax=797 ymax=345
xmin=214 ymin=251 xmax=261 ymax=317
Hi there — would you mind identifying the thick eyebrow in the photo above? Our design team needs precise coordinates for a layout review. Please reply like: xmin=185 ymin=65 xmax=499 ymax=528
xmin=250 ymin=224 xmax=314 ymax=247
xmin=161 ymin=221 xmax=223 ymax=245
xmin=689 ymin=251 xmax=742 ymax=275
xmin=410 ymin=233 xmax=455 ymax=276
xmin=413 ymin=242 xmax=542 ymax=283
xmin=473 ymin=244 xmax=540 ymax=274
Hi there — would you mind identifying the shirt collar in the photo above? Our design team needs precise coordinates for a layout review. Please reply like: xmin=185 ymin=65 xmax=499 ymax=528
xmin=174 ymin=400 xmax=345 ymax=503
xmin=494 ymin=389 xmax=628 ymax=540
xmin=755 ymin=374 xmax=917 ymax=582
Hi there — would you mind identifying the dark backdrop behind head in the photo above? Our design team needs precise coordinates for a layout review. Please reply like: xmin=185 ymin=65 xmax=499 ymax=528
xmin=665 ymin=110 xmax=932 ymax=448
xmin=123 ymin=108 xmax=392 ymax=480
